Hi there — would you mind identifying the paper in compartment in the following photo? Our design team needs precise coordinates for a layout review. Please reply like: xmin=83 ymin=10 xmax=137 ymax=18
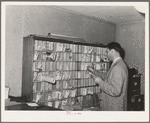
xmin=47 ymin=42 xmax=54 ymax=51
xmin=40 ymin=82 xmax=45 ymax=92
xmin=56 ymin=81 xmax=61 ymax=90
xmin=52 ymin=91 xmax=56 ymax=100
xmin=34 ymin=40 xmax=38 ymax=50
xmin=64 ymin=90 xmax=70 ymax=98
xmin=78 ymin=71 xmax=81 ymax=78
xmin=91 ymin=55 xmax=94 ymax=62
xmin=48 ymin=101 xmax=53 ymax=107
xmin=48 ymin=94 xmax=53 ymax=101
xmin=48 ymin=83 xmax=52 ymax=91
xmin=64 ymin=62 xmax=69 ymax=70
xmin=33 ymin=72 xmax=38 ymax=81
xmin=45 ymin=82 xmax=49 ymax=91
xmin=95 ymin=63 xmax=101 ymax=70
xmin=70 ymin=89 xmax=77 ymax=97
xmin=55 ymin=100 xmax=60 ymax=108
xmin=88 ymin=47 xmax=93 ymax=54
xmin=63 ymin=81 xmax=68 ymax=89
xmin=81 ymin=63 xmax=85 ymax=70
xmin=55 ymin=91 xmax=60 ymax=99
xmin=56 ymin=43 xmax=63 ymax=52
xmin=88 ymin=90 xmax=94 ymax=94
xmin=34 ymin=52 xmax=39 ymax=61
xmin=58 ymin=91 xmax=63 ymax=100
xmin=37 ymin=73 xmax=43 ymax=81
xmin=36 ymin=92 xmax=42 ymax=103
xmin=33 ymin=82 xmax=36 ymax=92
xmin=55 ymin=71 xmax=62 ymax=80
xmin=55 ymin=52 xmax=63 ymax=61
xmin=81 ymin=54 xmax=86 ymax=61
xmin=37 ymin=41 xmax=43 ymax=51
xmin=96 ymin=55 xmax=101 ymax=62
xmin=62 ymin=99 xmax=68 ymax=105
xmin=62 ymin=72 xmax=69 ymax=80
xmin=84 ymin=46 xmax=88 ymax=53
xmin=69 ymin=53 xmax=73 ymax=61
xmin=86 ymin=54 xmax=91 ymax=62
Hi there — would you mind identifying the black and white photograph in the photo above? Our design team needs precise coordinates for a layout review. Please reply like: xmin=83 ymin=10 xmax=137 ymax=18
xmin=1 ymin=1 xmax=149 ymax=122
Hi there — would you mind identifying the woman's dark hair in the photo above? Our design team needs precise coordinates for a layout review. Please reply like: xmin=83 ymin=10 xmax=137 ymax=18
xmin=107 ymin=42 xmax=125 ymax=59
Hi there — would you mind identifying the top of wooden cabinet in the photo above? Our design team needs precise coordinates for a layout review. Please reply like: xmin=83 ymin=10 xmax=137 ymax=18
xmin=24 ymin=34 xmax=106 ymax=48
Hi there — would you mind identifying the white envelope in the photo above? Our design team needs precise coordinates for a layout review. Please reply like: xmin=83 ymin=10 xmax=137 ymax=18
xmin=84 ymin=46 xmax=88 ymax=53
xmin=33 ymin=72 xmax=37 ymax=81
xmin=88 ymin=47 xmax=93 ymax=54
xmin=33 ymin=83 xmax=36 ymax=92
xmin=63 ymin=72 xmax=69 ymax=80
xmin=55 ymin=91 xmax=59 ymax=99
xmin=70 ymin=89 xmax=77 ymax=97
xmin=95 ymin=64 xmax=101 ymax=70
xmin=40 ymin=82 xmax=45 ymax=91
xmin=96 ymin=55 xmax=100 ymax=62
xmin=52 ymin=91 xmax=56 ymax=99
xmin=72 ymin=45 xmax=76 ymax=52
xmin=48 ymin=84 xmax=52 ymax=91
xmin=36 ymin=93 xmax=42 ymax=103
xmin=37 ymin=73 xmax=42 ymax=81
xmin=56 ymin=81 xmax=60 ymax=89
xmin=88 ymin=90 xmax=93 ymax=94
xmin=58 ymin=92 xmax=63 ymax=100
xmin=64 ymin=90 xmax=70 ymax=98
xmin=34 ymin=53 xmax=39 ymax=61
xmin=82 ymin=88 xmax=88 ymax=95
xmin=41 ymin=62 xmax=45 ymax=71
xmin=34 ymin=40 xmax=38 ymax=50
xmin=81 ymin=54 xmax=86 ymax=61
xmin=49 ymin=42 xmax=54 ymax=50
xmin=62 ymin=99 xmax=68 ymax=105
xmin=48 ymin=102 xmax=53 ymax=107
xmin=56 ymin=43 xmax=63 ymax=51
xmin=55 ymin=72 xmax=62 ymax=80
xmin=63 ymin=81 xmax=68 ymax=89
xmin=78 ymin=71 xmax=81 ymax=78
xmin=91 ymin=55 xmax=94 ymax=62
xmin=37 ymin=62 xmax=43 ymax=69
xmin=48 ymin=95 xmax=53 ymax=101
xmin=55 ymin=101 xmax=60 ymax=108
xmin=81 ymin=63 xmax=85 ymax=70
xmin=42 ymin=75 xmax=55 ymax=84
xmin=55 ymin=53 xmax=60 ymax=61
xmin=38 ymin=41 xmax=43 ymax=50
xmin=86 ymin=54 xmax=91 ymax=62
